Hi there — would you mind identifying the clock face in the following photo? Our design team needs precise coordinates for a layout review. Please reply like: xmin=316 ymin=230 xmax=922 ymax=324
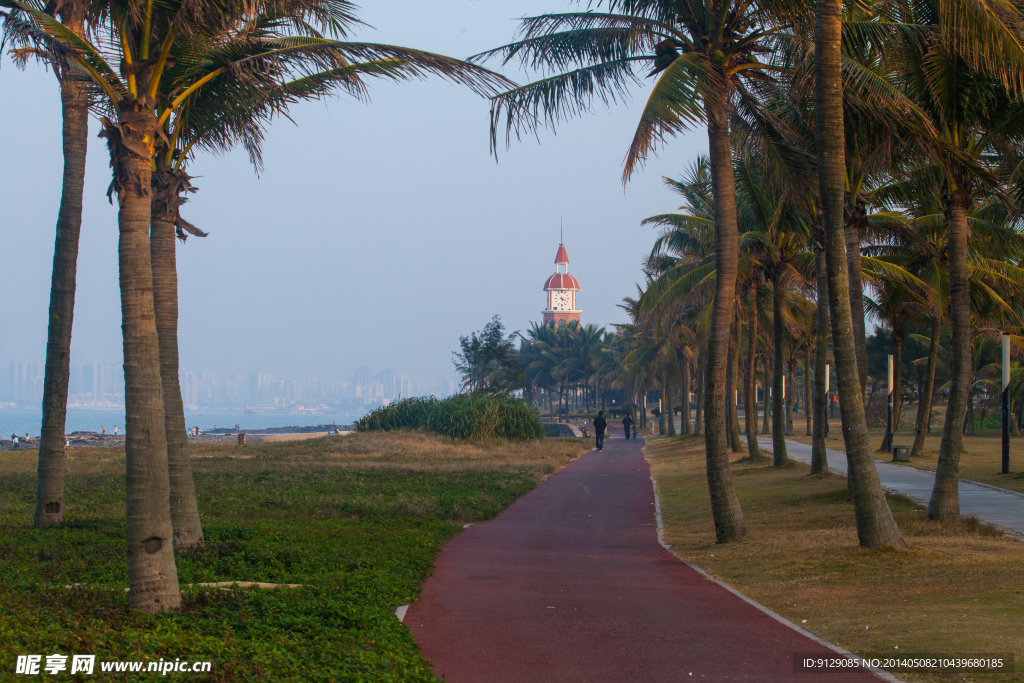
xmin=551 ymin=291 xmax=572 ymax=310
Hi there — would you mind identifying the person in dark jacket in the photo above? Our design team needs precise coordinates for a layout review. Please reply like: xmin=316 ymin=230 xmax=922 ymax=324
xmin=593 ymin=411 xmax=607 ymax=450
xmin=622 ymin=414 xmax=634 ymax=440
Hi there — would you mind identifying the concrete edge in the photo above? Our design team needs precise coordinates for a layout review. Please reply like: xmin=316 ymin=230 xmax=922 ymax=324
xmin=395 ymin=604 xmax=409 ymax=622
xmin=958 ymin=477 xmax=1024 ymax=501
xmin=642 ymin=444 xmax=903 ymax=683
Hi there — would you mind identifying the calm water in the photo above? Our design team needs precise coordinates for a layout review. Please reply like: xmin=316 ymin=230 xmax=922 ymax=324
xmin=0 ymin=408 xmax=363 ymax=438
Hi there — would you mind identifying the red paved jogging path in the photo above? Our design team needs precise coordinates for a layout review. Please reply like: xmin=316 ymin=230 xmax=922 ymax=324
xmin=407 ymin=434 xmax=883 ymax=682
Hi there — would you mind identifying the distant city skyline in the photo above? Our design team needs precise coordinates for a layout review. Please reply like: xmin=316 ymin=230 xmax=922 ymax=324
xmin=0 ymin=357 xmax=453 ymax=412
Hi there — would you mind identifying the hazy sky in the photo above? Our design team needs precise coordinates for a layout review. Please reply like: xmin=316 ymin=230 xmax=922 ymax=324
xmin=0 ymin=0 xmax=707 ymax=384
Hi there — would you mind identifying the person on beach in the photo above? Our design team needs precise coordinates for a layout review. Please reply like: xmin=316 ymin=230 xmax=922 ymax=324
xmin=100 ymin=426 xmax=105 ymax=435
xmin=13 ymin=435 xmax=19 ymax=449
xmin=594 ymin=411 xmax=607 ymax=451
xmin=113 ymin=425 xmax=118 ymax=435
xmin=622 ymin=414 xmax=634 ymax=440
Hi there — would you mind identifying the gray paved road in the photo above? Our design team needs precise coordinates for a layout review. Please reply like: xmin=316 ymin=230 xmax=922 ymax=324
xmin=747 ymin=436 xmax=1024 ymax=536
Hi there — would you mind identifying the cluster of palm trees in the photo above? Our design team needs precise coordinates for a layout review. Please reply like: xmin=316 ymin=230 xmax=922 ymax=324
xmin=2 ymin=0 xmax=511 ymax=612
xmin=520 ymin=321 xmax=619 ymax=419
xmin=477 ymin=0 xmax=1024 ymax=549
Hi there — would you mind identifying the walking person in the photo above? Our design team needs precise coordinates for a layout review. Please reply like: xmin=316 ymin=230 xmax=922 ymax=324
xmin=594 ymin=411 xmax=607 ymax=451
xmin=622 ymin=414 xmax=634 ymax=441
xmin=12 ymin=434 xmax=19 ymax=450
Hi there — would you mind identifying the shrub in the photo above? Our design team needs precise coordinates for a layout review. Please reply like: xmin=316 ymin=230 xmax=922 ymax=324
xmin=355 ymin=395 xmax=544 ymax=441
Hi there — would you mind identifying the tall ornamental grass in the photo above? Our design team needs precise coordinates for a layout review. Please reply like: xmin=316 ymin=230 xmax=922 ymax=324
xmin=355 ymin=395 xmax=544 ymax=441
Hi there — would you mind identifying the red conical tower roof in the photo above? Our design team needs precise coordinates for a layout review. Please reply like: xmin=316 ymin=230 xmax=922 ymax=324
xmin=554 ymin=243 xmax=569 ymax=264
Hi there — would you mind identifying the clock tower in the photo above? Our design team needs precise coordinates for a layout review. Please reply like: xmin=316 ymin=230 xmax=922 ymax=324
xmin=543 ymin=242 xmax=581 ymax=325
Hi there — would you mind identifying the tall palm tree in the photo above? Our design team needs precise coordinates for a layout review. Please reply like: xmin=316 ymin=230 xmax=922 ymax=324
xmin=735 ymin=153 xmax=813 ymax=464
xmin=144 ymin=12 xmax=515 ymax=551
xmin=6 ymin=0 xmax=91 ymax=528
xmin=884 ymin=0 xmax=1024 ymax=521
xmin=813 ymin=0 xmax=908 ymax=548
xmin=474 ymin=0 xmax=812 ymax=541
xmin=14 ymin=0 xmax=512 ymax=609
xmin=811 ymin=220 xmax=830 ymax=473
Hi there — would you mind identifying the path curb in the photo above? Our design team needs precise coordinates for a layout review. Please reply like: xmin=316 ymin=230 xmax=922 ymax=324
xmin=643 ymin=442 xmax=903 ymax=683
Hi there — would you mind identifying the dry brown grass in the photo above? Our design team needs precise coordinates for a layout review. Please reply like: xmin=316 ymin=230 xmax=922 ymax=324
xmin=0 ymin=430 xmax=590 ymax=481
xmin=647 ymin=436 xmax=1024 ymax=682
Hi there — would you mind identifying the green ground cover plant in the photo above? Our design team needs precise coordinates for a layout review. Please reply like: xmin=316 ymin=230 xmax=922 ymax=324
xmin=355 ymin=395 xmax=544 ymax=441
xmin=0 ymin=433 xmax=585 ymax=681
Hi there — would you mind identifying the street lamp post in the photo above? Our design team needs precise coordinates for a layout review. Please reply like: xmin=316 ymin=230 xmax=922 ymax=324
xmin=825 ymin=363 xmax=831 ymax=434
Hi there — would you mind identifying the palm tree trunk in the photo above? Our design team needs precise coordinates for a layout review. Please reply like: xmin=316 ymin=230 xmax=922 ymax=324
xmin=804 ymin=343 xmax=813 ymax=436
xmin=893 ymin=332 xmax=903 ymax=436
xmin=701 ymin=87 xmax=749 ymax=542
xmin=815 ymin=0 xmax=908 ymax=549
xmin=965 ymin=384 xmax=976 ymax=435
xmin=785 ymin=360 xmax=795 ymax=435
xmin=680 ymin=351 xmax=691 ymax=435
xmin=772 ymin=277 xmax=789 ymax=465
xmin=34 ymin=67 xmax=89 ymax=528
xmin=150 ymin=200 xmax=203 ymax=551
xmin=729 ymin=313 xmax=743 ymax=452
xmin=745 ymin=281 xmax=761 ymax=459
xmin=929 ymin=198 xmax=972 ymax=521
xmin=845 ymin=206 xmax=869 ymax=397
xmin=726 ymin=325 xmax=734 ymax=449
xmin=107 ymin=107 xmax=183 ymax=610
xmin=912 ymin=318 xmax=940 ymax=457
xmin=694 ymin=346 xmax=704 ymax=435
xmin=762 ymin=356 xmax=771 ymax=434
xmin=665 ymin=367 xmax=676 ymax=436
xmin=812 ymin=236 xmax=830 ymax=474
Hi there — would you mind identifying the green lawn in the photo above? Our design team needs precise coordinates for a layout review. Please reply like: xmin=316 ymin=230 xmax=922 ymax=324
xmin=0 ymin=433 xmax=586 ymax=681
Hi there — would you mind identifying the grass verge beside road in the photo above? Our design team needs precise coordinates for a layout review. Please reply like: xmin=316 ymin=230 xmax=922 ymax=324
xmin=646 ymin=436 xmax=1024 ymax=682
xmin=0 ymin=432 xmax=587 ymax=681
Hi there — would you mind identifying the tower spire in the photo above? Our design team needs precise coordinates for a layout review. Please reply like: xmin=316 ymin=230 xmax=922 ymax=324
xmin=560 ymin=215 xmax=563 ymax=245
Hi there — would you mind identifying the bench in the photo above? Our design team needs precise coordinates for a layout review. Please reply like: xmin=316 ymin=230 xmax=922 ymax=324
xmin=891 ymin=445 xmax=911 ymax=462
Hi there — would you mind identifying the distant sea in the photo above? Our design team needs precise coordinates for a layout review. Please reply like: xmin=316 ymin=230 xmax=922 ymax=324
xmin=0 ymin=408 xmax=364 ymax=438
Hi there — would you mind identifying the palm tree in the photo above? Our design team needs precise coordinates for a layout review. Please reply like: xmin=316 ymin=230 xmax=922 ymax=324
xmin=811 ymin=220 xmax=830 ymax=473
xmin=6 ymin=0 xmax=92 ymax=528
xmin=733 ymin=150 xmax=815 ymax=464
xmin=474 ymin=0 xmax=812 ymax=541
xmin=813 ymin=0 xmax=908 ymax=548
xmin=15 ymin=0 xmax=512 ymax=609
xmin=884 ymin=0 xmax=1024 ymax=521
xmin=146 ymin=19 xmax=514 ymax=550
xmin=744 ymin=276 xmax=764 ymax=457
